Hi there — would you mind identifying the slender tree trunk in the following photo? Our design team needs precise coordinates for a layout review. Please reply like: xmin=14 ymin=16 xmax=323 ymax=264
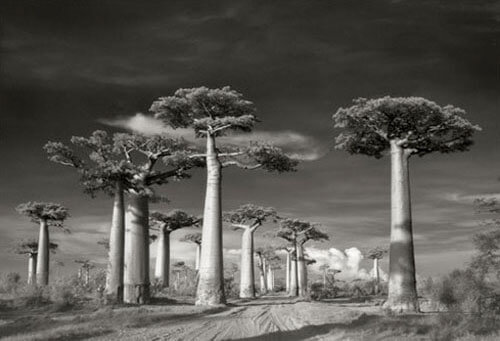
xmin=27 ymin=253 xmax=37 ymax=285
xmin=266 ymin=266 xmax=273 ymax=291
xmin=195 ymin=244 xmax=201 ymax=271
xmin=297 ymin=244 xmax=307 ymax=297
xmin=124 ymin=193 xmax=150 ymax=304
xmin=154 ymin=227 xmax=170 ymax=287
xmin=196 ymin=134 xmax=225 ymax=306
xmin=85 ymin=268 xmax=90 ymax=286
xmin=285 ymin=252 xmax=291 ymax=293
xmin=239 ymin=228 xmax=255 ymax=298
xmin=36 ymin=220 xmax=49 ymax=285
xmin=385 ymin=141 xmax=419 ymax=312
xmin=323 ymin=270 xmax=327 ymax=289
xmin=257 ymin=254 xmax=267 ymax=294
xmin=373 ymin=258 xmax=380 ymax=294
xmin=78 ymin=268 xmax=82 ymax=281
xmin=106 ymin=181 xmax=125 ymax=302
xmin=272 ymin=270 xmax=275 ymax=290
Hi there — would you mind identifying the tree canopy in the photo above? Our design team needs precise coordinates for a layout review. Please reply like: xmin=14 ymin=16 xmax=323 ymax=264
xmin=223 ymin=204 xmax=277 ymax=230
xmin=150 ymin=210 xmax=200 ymax=233
xmin=16 ymin=202 xmax=69 ymax=227
xmin=180 ymin=232 xmax=202 ymax=245
xmin=277 ymin=218 xmax=329 ymax=245
xmin=45 ymin=130 xmax=204 ymax=197
xmin=151 ymin=86 xmax=298 ymax=173
xmin=11 ymin=239 xmax=58 ymax=255
xmin=366 ymin=246 xmax=388 ymax=260
xmin=333 ymin=96 xmax=481 ymax=158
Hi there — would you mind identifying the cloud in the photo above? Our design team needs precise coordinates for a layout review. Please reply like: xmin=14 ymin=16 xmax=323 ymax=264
xmin=99 ymin=113 xmax=326 ymax=161
xmin=306 ymin=246 xmax=379 ymax=281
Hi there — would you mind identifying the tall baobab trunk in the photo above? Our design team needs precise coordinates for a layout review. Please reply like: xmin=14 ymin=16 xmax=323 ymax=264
xmin=154 ymin=227 xmax=170 ymax=287
xmin=27 ymin=253 xmax=37 ymax=285
xmin=124 ymin=193 xmax=150 ymax=304
xmin=297 ymin=244 xmax=307 ymax=297
xmin=258 ymin=255 xmax=267 ymax=294
xmin=36 ymin=219 xmax=49 ymax=285
xmin=285 ymin=252 xmax=291 ymax=293
xmin=271 ymin=270 xmax=275 ymax=290
xmin=195 ymin=244 xmax=201 ymax=271
xmin=266 ymin=266 xmax=273 ymax=291
xmin=385 ymin=141 xmax=419 ymax=312
xmin=85 ymin=267 xmax=90 ymax=286
xmin=323 ymin=269 xmax=327 ymax=288
xmin=289 ymin=250 xmax=298 ymax=296
xmin=239 ymin=229 xmax=255 ymax=298
xmin=373 ymin=258 xmax=380 ymax=294
xmin=196 ymin=134 xmax=225 ymax=306
xmin=106 ymin=181 xmax=125 ymax=301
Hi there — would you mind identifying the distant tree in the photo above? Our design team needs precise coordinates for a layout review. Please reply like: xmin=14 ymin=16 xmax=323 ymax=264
xmin=11 ymin=239 xmax=58 ymax=285
xmin=16 ymin=202 xmax=69 ymax=285
xmin=150 ymin=210 xmax=199 ymax=287
xmin=366 ymin=246 xmax=388 ymax=294
xmin=180 ymin=233 xmax=203 ymax=270
xmin=278 ymin=245 xmax=295 ymax=294
xmin=254 ymin=248 xmax=269 ymax=294
xmin=46 ymin=131 xmax=203 ymax=304
xmin=277 ymin=219 xmax=328 ymax=297
xmin=152 ymin=86 xmax=298 ymax=306
xmin=319 ymin=263 xmax=330 ymax=289
xmin=223 ymin=204 xmax=278 ymax=298
xmin=333 ymin=96 xmax=480 ymax=312
xmin=75 ymin=259 xmax=95 ymax=286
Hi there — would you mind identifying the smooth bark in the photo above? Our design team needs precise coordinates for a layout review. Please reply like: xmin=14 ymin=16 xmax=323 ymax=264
xmin=239 ymin=229 xmax=255 ymax=298
xmin=258 ymin=254 xmax=267 ymax=294
xmin=154 ymin=227 xmax=170 ymax=287
xmin=385 ymin=141 xmax=419 ymax=312
xmin=266 ymin=266 xmax=273 ymax=291
xmin=195 ymin=244 xmax=201 ymax=271
xmin=289 ymin=247 xmax=299 ymax=296
xmin=196 ymin=134 xmax=225 ymax=305
xmin=36 ymin=220 xmax=49 ymax=285
xmin=373 ymin=258 xmax=380 ymax=294
xmin=285 ymin=252 xmax=291 ymax=293
xmin=27 ymin=253 xmax=37 ymax=285
xmin=297 ymin=243 xmax=307 ymax=297
xmin=124 ymin=193 xmax=150 ymax=304
xmin=106 ymin=181 xmax=125 ymax=301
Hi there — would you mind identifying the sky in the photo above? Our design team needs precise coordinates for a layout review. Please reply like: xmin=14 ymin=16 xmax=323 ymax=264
xmin=0 ymin=0 xmax=499 ymax=280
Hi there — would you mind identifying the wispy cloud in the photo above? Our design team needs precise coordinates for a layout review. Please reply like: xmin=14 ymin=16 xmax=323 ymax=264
xmin=99 ymin=113 xmax=326 ymax=161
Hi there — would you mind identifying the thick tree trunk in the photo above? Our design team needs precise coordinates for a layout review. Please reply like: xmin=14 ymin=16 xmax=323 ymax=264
xmin=239 ymin=229 xmax=255 ymax=298
xmin=27 ymin=253 xmax=37 ymax=285
xmin=373 ymin=258 xmax=380 ymax=294
xmin=258 ymin=255 xmax=267 ymax=294
xmin=106 ymin=181 xmax=125 ymax=302
xmin=36 ymin=220 xmax=49 ymax=285
xmin=297 ymin=244 xmax=307 ymax=297
xmin=124 ymin=193 xmax=150 ymax=304
xmin=289 ymin=261 xmax=298 ymax=296
xmin=266 ymin=266 xmax=273 ymax=291
xmin=154 ymin=228 xmax=170 ymax=287
xmin=195 ymin=244 xmax=201 ymax=271
xmin=385 ymin=141 xmax=419 ymax=312
xmin=285 ymin=252 xmax=291 ymax=293
xmin=196 ymin=134 xmax=225 ymax=306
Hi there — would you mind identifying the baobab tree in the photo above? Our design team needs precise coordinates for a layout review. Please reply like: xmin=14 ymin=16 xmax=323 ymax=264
xmin=266 ymin=255 xmax=281 ymax=292
xmin=180 ymin=233 xmax=203 ymax=270
xmin=366 ymin=246 xmax=388 ymax=294
xmin=333 ymin=96 xmax=480 ymax=312
xmin=75 ymin=259 xmax=95 ymax=286
xmin=11 ymin=239 xmax=58 ymax=285
xmin=46 ymin=131 xmax=203 ymax=304
xmin=152 ymin=86 xmax=298 ymax=306
xmin=319 ymin=264 xmax=330 ymax=289
xmin=277 ymin=219 xmax=328 ymax=297
xmin=16 ymin=202 xmax=69 ymax=285
xmin=255 ymin=248 xmax=268 ymax=294
xmin=223 ymin=204 xmax=278 ymax=298
xmin=279 ymin=246 xmax=294 ymax=294
xmin=150 ymin=210 xmax=199 ymax=287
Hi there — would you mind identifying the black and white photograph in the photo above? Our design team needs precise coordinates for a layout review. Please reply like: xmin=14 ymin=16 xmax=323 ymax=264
xmin=0 ymin=1 xmax=499 ymax=340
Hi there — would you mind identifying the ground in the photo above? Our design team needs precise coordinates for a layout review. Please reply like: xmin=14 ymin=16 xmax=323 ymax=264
xmin=0 ymin=294 xmax=496 ymax=340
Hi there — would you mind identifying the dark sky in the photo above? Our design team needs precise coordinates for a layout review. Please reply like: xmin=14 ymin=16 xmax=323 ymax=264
xmin=1 ymin=0 xmax=499 ymax=278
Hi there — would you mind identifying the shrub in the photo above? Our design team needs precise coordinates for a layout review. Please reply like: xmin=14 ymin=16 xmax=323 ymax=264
xmin=0 ymin=272 xmax=21 ymax=294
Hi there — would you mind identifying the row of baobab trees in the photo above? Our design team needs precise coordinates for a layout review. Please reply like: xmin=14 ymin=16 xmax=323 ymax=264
xmin=13 ymin=86 xmax=479 ymax=313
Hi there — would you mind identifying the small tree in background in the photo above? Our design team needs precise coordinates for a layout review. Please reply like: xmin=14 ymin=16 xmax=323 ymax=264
xmin=152 ymin=86 xmax=298 ymax=306
xmin=319 ymin=263 xmax=330 ymax=289
xmin=366 ymin=246 xmax=388 ymax=294
xmin=16 ymin=202 xmax=69 ymax=285
xmin=333 ymin=96 xmax=480 ymax=312
xmin=277 ymin=219 xmax=328 ymax=297
xmin=150 ymin=210 xmax=199 ymax=287
xmin=254 ymin=248 xmax=268 ymax=294
xmin=278 ymin=245 xmax=294 ymax=294
xmin=180 ymin=233 xmax=203 ymax=270
xmin=223 ymin=204 xmax=278 ymax=298
xmin=11 ymin=239 xmax=58 ymax=285
xmin=75 ymin=259 xmax=95 ymax=286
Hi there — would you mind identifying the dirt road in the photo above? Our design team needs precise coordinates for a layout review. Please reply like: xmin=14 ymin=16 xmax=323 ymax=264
xmin=90 ymin=296 xmax=381 ymax=341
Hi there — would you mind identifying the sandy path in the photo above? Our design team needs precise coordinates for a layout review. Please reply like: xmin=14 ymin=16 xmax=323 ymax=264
xmin=90 ymin=296 xmax=380 ymax=341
